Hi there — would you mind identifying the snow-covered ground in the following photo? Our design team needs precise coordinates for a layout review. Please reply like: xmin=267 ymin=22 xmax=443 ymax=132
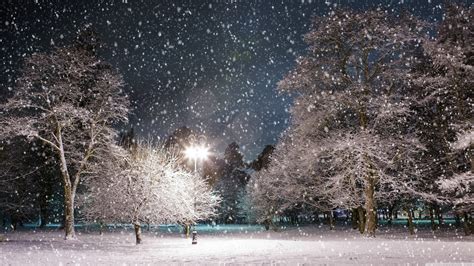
xmin=1 ymin=224 xmax=473 ymax=265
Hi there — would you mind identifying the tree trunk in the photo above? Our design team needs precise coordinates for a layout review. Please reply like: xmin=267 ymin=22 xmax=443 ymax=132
xmin=63 ymin=186 xmax=76 ymax=240
xmin=59 ymin=213 xmax=65 ymax=230
xmin=291 ymin=214 xmax=297 ymax=225
xmin=264 ymin=219 xmax=270 ymax=231
xmin=387 ymin=205 xmax=394 ymax=225
xmin=39 ymin=214 xmax=47 ymax=228
xmin=57 ymin=129 xmax=76 ymax=240
xmin=364 ymin=177 xmax=376 ymax=237
xmin=184 ymin=224 xmax=190 ymax=237
xmin=455 ymin=213 xmax=462 ymax=227
xmin=357 ymin=206 xmax=366 ymax=234
xmin=345 ymin=210 xmax=351 ymax=223
xmin=134 ymin=223 xmax=142 ymax=244
xmin=11 ymin=216 xmax=18 ymax=231
xmin=374 ymin=207 xmax=379 ymax=229
xmin=429 ymin=205 xmax=437 ymax=231
xmin=436 ymin=208 xmax=443 ymax=227
xmin=328 ymin=211 xmax=335 ymax=230
xmin=463 ymin=212 xmax=471 ymax=236
xmin=39 ymin=206 xmax=48 ymax=228
xmin=99 ymin=222 xmax=104 ymax=235
xmin=351 ymin=208 xmax=359 ymax=230
xmin=406 ymin=207 xmax=415 ymax=235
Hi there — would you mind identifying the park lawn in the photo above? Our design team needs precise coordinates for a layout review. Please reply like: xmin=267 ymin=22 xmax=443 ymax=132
xmin=1 ymin=224 xmax=473 ymax=265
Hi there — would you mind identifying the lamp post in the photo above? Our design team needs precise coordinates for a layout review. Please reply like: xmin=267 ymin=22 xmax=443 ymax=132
xmin=184 ymin=142 xmax=209 ymax=244
xmin=185 ymin=145 xmax=209 ymax=173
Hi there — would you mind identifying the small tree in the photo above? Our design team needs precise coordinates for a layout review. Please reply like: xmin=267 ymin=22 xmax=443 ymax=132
xmin=82 ymin=142 xmax=220 ymax=244
xmin=0 ymin=28 xmax=129 ymax=239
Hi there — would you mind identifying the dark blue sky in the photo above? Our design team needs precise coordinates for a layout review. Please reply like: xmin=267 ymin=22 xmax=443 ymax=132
xmin=0 ymin=0 xmax=460 ymax=160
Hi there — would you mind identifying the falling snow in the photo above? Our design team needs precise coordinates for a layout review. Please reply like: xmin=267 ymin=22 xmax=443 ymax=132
xmin=0 ymin=0 xmax=473 ymax=264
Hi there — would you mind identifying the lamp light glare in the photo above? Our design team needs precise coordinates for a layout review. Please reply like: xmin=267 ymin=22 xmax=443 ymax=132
xmin=184 ymin=145 xmax=209 ymax=160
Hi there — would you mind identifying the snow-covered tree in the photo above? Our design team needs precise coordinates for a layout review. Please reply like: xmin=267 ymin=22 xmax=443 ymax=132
xmin=249 ymin=134 xmax=336 ymax=229
xmin=258 ymin=9 xmax=426 ymax=236
xmin=0 ymin=27 xmax=129 ymax=239
xmin=81 ymin=142 xmax=220 ymax=244
xmin=439 ymin=128 xmax=473 ymax=235
xmin=411 ymin=3 xmax=473 ymax=234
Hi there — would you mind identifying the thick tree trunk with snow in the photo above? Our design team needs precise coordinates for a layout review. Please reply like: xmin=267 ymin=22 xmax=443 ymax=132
xmin=63 ymin=187 xmax=76 ymax=240
xmin=364 ymin=176 xmax=376 ymax=237
xmin=58 ymin=133 xmax=76 ymax=240
xmin=134 ymin=223 xmax=142 ymax=244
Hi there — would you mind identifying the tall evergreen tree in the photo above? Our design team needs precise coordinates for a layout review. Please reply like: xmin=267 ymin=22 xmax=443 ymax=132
xmin=216 ymin=142 xmax=249 ymax=223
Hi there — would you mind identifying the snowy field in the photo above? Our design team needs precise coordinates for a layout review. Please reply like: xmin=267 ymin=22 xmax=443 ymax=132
xmin=1 ymin=224 xmax=473 ymax=265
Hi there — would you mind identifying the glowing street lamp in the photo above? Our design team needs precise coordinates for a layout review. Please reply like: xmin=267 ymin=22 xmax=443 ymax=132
xmin=184 ymin=145 xmax=210 ymax=172
xmin=184 ymin=143 xmax=209 ymax=243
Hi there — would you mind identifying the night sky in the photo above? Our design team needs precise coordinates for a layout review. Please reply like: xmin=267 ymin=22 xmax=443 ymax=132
xmin=0 ymin=0 xmax=462 ymax=160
